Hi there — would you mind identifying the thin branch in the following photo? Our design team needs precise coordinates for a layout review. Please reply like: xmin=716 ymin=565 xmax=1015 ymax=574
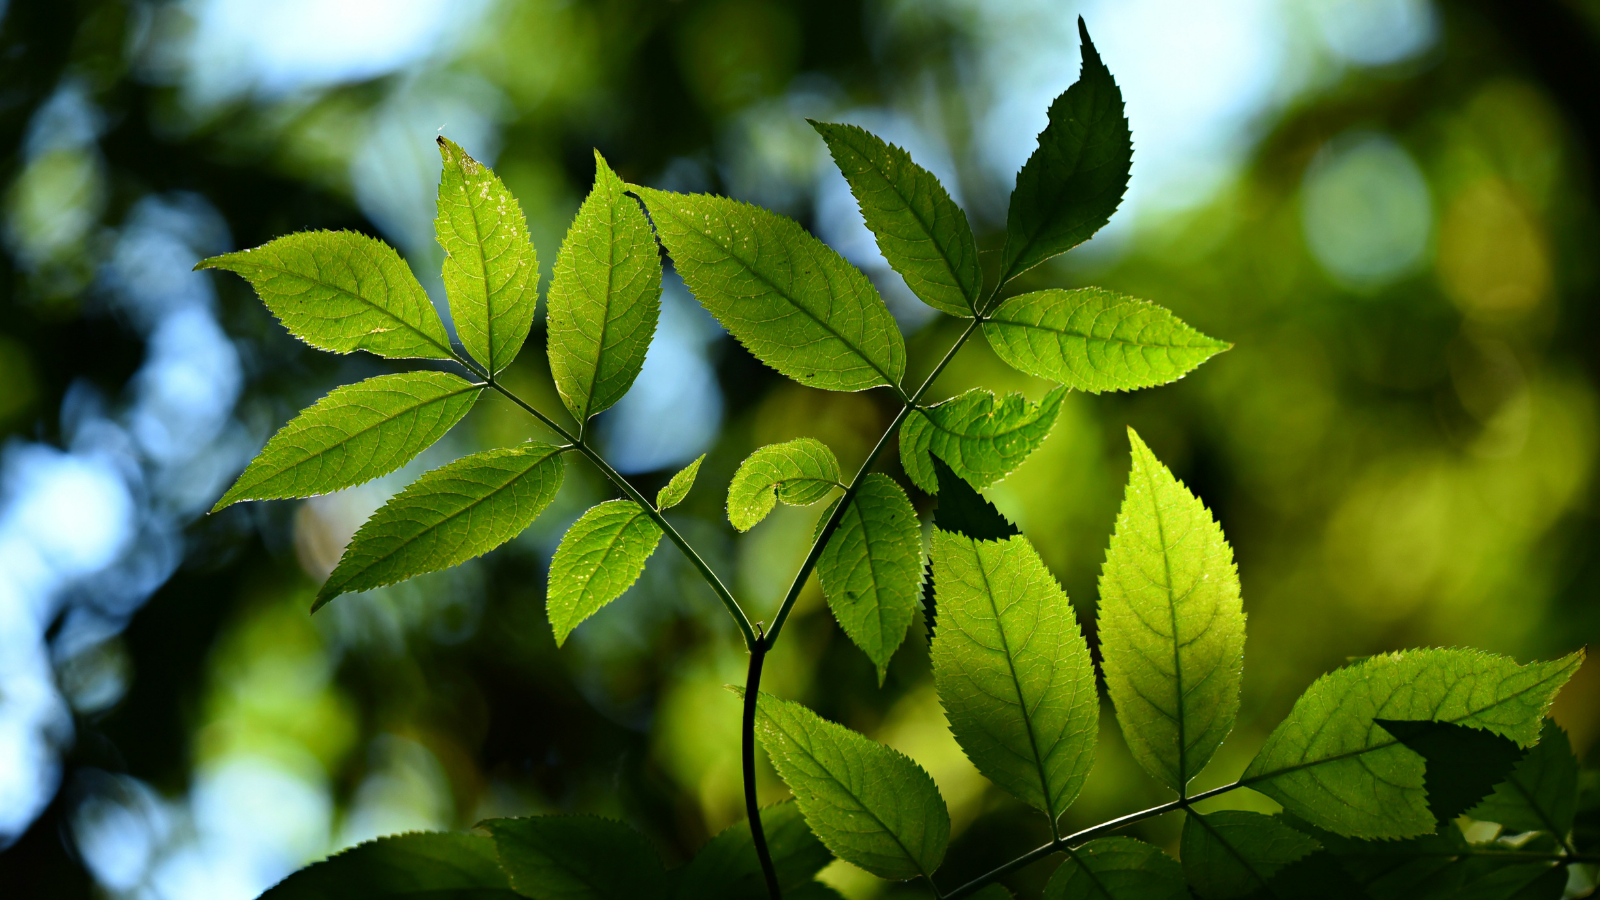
xmin=743 ymin=631 xmax=783 ymax=899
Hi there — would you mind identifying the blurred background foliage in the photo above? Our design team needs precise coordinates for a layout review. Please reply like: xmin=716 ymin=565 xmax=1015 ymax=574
xmin=0 ymin=0 xmax=1597 ymax=897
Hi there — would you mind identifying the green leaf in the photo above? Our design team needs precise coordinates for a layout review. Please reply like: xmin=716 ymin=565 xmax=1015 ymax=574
xmin=673 ymin=800 xmax=833 ymax=900
xmin=259 ymin=831 xmax=518 ymax=899
xmin=818 ymin=473 xmax=922 ymax=683
xmin=1042 ymin=837 xmax=1188 ymax=900
xmin=482 ymin=815 xmax=664 ymax=900
xmin=315 ymin=443 xmax=566 ymax=609
xmin=1098 ymin=428 xmax=1244 ymax=794
xmin=547 ymin=500 xmax=663 ymax=646
xmin=436 ymin=137 xmax=540 ymax=375
xmin=930 ymin=528 xmax=1098 ymax=823
xmin=983 ymin=288 xmax=1229 ymax=394
xmin=727 ymin=439 xmax=842 ymax=531
xmin=213 ymin=372 xmax=481 ymax=512
xmin=900 ymin=386 xmax=1065 ymax=494
xmin=1468 ymin=720 xmax=1579 ymax=839
xmin=547 ymin=152 xmax=662 ymax=421
xmin=1289 ymin=817 xmax=1565 ymax=900
xmin=1375 ymin=720 xmax=1526 ymax=824
xmin=1180 ymin=811 xmax=1320 ymax=900
xmin=631 ymin=186 xmax=906 ymax=392
xmin=198 ymin=231 xmax=453 ymax=361
xmin=810 ymin=121 xmax=981 ymax=317
xmin=750 ymin=691 xmax=949 ymax=882
xmin=1240 ymin=649 xmax=1584 ymax=838
xmin=998 ymin=19 xmax=1132 ymax=286
xmin=656 ymin=454 xmax=705 ymax=510
xmin=930 ymin=459 xmax=1019 ymax=541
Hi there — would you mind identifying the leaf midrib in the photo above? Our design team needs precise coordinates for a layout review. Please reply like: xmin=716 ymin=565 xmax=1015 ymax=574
xmin=240 ymin=257 xmax=453 ymax=359
xmin=1143 ymin=458 xmax=1189 ymax=792
xmin=1191 ymin=814 xmax=1285 ymax=900
xmin=987 ymin=303 xmax=1222 ymax=352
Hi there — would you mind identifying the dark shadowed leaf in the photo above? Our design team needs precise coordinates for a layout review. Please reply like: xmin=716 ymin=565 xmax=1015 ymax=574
xmin=1376 ymin=719 xmax=1527 ymax=824
xmin=258 ymin=831 xmax=517 ymax=899
xmin=1042 ymin=837 xmax=1188 ymax=900
xmin=482 ymin=815 xmax=665 ymax=900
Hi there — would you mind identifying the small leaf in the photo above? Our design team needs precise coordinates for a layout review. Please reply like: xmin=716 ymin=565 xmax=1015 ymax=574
xmin=999 ymin=19 xmax=1132 ymax=285
xmin=1042 ymin=837 xmax=1188 ymax=900
xmin=315 ymin=443 xmax=566 ymax=609
xmin=656 ymin=454 xmax=705 ymax=510
xmin=727 ymin=439 xmax=842 ymax=531
xmin=214 ymin=372 xmax=481 ymax=512
xmin=1180 ymin=811 xmax=1320 ymax=900
xmin=198 ymin=231 xmax=453 ymax=360
xmin=811 ymin=120 xmax=981 ymax=317
xmin=930 ymin=528 xmax=1097 ymax=823
xmin=750 ymin=691 xmax=949 ymax=882
xmin=1240 ymin=649 xmax=1583 ymax=838
xmin=259 ymin=831 xmax=518 ymax=899
xmin=1375 ymin=719 xmax=1526 ymax=824
xmin=632 ymin=186 xmax=906 ymax=392
xmin=547 ymin=500 xmax=663 ymax=646
xmin=930 ymin=459 xmax=1019 ymax=541
xmin=818 ymin=474 xmax=922 ymax=683
xmin=547 ymin=152 xmax=663 ymax=421
xmin=436 ymin=137 xmax=540 ymax=375
xmin=1468 ymin=719 xmax=1579 ymax=838
xmin=1099 ymin=428 xmax=1244 ymax=794
xmin=900 ymin=386 xmax=1065 ymax=494
xmin=482 ymin=815 xmax=664 ymax=900
xmin=673 ymin=800 xmax=833 ymax=900
xmin=983 ymin=288 xmax=1229 ymax=394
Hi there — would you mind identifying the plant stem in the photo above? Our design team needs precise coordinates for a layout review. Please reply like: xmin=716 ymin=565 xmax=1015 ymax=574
xmin=743 ymin=631 xmax=782 ymax=899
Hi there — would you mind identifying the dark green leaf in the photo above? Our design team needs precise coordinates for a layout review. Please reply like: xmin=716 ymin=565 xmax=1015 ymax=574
xmin=899 ymin=387 xmax=1066 ymax=494
xmin=930 ymin=458 xmax=1019 ymax=542
xmin=656 ymin=454 xmax=705 ymax=510
xmin=1376 ymin=720 xmax=1526 ymax=824
xmin=482 ymin=815 xmax=664 ymax=900
xmin=1469 ymin=720 xmax=1579 ymax=838
xmin=1289 ymin=817 xmax=1567 ymax=900
xmin=818 ymin=473 xmax=922 ymax=683
xmin=259 ymin=831 xmax=517 ymax=899
xmin=1180 ymin=811 xmax=1319 ymax=900
xmin=727 ymin=439 xmax=842 ymax=531
xmin=673 ymin=800 xmax=832 ymax=900
xmin=1042 ymin=837 xmax=1188 ymax=900
xmin=547 ymin=500 xmax=663 ymax=646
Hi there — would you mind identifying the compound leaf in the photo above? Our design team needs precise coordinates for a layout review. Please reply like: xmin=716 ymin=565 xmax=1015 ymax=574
xmin=983 ymin=288 xmax=1228 ymax=394
xmin=811 ymin=120 xmax=980 ymax=317
xmin=656 ymin=454 xmax=705 ymax=510
xmin=631 ymin=186 xmax=906 ymax=392
xmin=818 ymin=473 xmax=922 ymax=683
xmin=199 ymin=230 xmax=452 ymax=361
xmin=1240 ymin=649 xmax=1583 ymax=838
xmin=482 ymin=815 xmax=664 ymax=900
xmin=315 ymin=443 xmax=566 ymax=609
xmin=1180 ymin=811 xmax=1320 ymax=900
xmin=900 ymin=386 xmax=1065 ymax=494
xmin=436 ymin=137 xmax=539 ymax=375
xmin=1099 ymin=428 xmax=1244 ymax=794
xmin=673 ymin=800 xmax=832 ymax=900
xmin=547 ymin=500 xmax=663 ymax=646
xmin=214 ymin=371 xmax=482 ymax=512
xmin=750 ymin=691 xmax=949 ymax=882
xmin=1468 ymin=719 xmax=1579 ymax=839
xmin=258 ymin=830 xmax=518 ymax=899
xmin=1376 ymin=720 xmax=1526 ymax=824
xmin=930 ymin=528 xmax=1098 ymax=823
xmin=548 ymin=152 xmax=662 ymax=421
xmin=999 ymin=19 xmax=1132 ymax=286
xmin=727 ymin=439 xmax=842 ymax=531
xmin=1043 ymin=837 xmax=1188 ymax=900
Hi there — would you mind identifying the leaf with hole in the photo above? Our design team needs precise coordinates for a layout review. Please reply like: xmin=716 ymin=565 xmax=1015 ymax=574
xmin=817 ymin=473 xmax=922 ymax=683
xmin=547 ymin=500 xmax=663 ymax=646
xmin=656 ymin=454 xmax=705 ymax=510
xmin=1180 ymin=810 xmax=1320 ymax=900
xmin=1043 ymin=837 xmax=1188 ymax=900
xmin=900 ymin=386 xmax=1065 ymax=494
xmin=727 ymin=438 xmax=841 ymax=531
xmin=259 ymin=831 xmax=519 ymax=899
xmin=482 ymin=815 xmax=664 ymax=900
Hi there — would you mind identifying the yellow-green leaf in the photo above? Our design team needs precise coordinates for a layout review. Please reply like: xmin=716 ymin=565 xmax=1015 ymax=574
xmin=727 ymin=439 xmax=841 ymax=531
xmin=547 ymin=500 xmax=663 ymax=646
xmin=818 ymin=473 xmax=922 ymax=683
xmin=899 ymin=387 xmax=1065 ymax=494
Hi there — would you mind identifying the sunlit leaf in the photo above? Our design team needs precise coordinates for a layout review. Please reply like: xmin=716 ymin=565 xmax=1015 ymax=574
xmin=818 ymin=473 xmax=922 ymax=683
xmin=315 ymin=443 xmax=567 ymax=609
xmin=1468 ymin=719 xmax=1579 ymax=838
xmin=1241 ymin=649 xmax=1583 ymax=838
xmin=1376 ymin=719 xmax=1526 ymax=824
xmin=899 ymin=386 xmax=1065 ymax=494
xmin=547 ymin=500 xmax=663 ymax=646
xmin=1043 ymin=837 xmax=1188 ymax=900
xmin=1098 ymin=428 xmax=1244 ymax=794
xmin=483 ymin=815 xmax=664 ymax=900
xmin=547 ymin=152 xmax=662 ymax=421
xmin=1180 ymin=810 xmax=1320 ymax=900
xmin=258 ymin=831 xmax=518 ymax=899
xmin=930 ymin=528 xmax=1097 ymax=822
xmin=436 ymin=137 xmax=540 ymax=375
xmin=673 ymin=800 xmax=833 ymax=900
xmin=198 ymin=231 xmax=453 ymax=360
xmin=656 ymin=454 xmax=705 ymax=510
xmin=213 ymin=371 xmax=481 ymax=512
xmin=983 ymin=288 xmax=1228 ymax=394
xmin=727 ymin=438 xmax=842 ymax=531
xmin=811 ymin=120 xmax=980 ymax=317
xmin=632 ymin=186 xmax=906 ymax=392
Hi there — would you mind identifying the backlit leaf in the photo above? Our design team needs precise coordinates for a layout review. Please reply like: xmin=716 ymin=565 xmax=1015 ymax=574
xmin=1240 ymin=649 xmax=1583 ymax=838
xmin=214 ymin=372 xmax=481 ymax=512
xmin=1179 ymin=811 xmax=1319 ymax=900
xmin=656 ymin=454 xmax=705 ymax=510
xmin=818 ymin=473 xmax=922 ymax=683
xmin=436 ymin=137 xmax=539 ymax=375
xmin=259 ymin=831 xmax=518 ymax=899
xmin=811 ymin=121 xmax=980 ymax=317
xmin=983 ymin=288 xmax=1228 ymax=394
xmin=547 ymin=500 xmax=663 ymax=646
xmin=1098 ymin=428 xmax=1244 ymax=794
xmin=1375 ymin=719 xmax=1526 ymax=824
xmin=315 ymin=443 xmax=566 ymax=609
xmin=1468 ymin=719 xmax=1578 ymax=839
xmin=482 ymin=815 xmax=663 ymax=900
xmin=1043 ymin=837 xmax=1188 ymax=900
xmin=930 ymin=528 xmax=1097 ymax=823
xmin=198 ymin=231 xmax=452 ymax=360
xmin=899 ymin=386 xmax=1065 ymax=494
xmin=673 ymin=800 xmax=832 ymax=900
xmin=632 ymin=186 xmax=906 ymax=392
xmin=547 ymin=152 xmax=662 ymax=421
xmin=727 ymin=438 xmax=841 ymax=531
